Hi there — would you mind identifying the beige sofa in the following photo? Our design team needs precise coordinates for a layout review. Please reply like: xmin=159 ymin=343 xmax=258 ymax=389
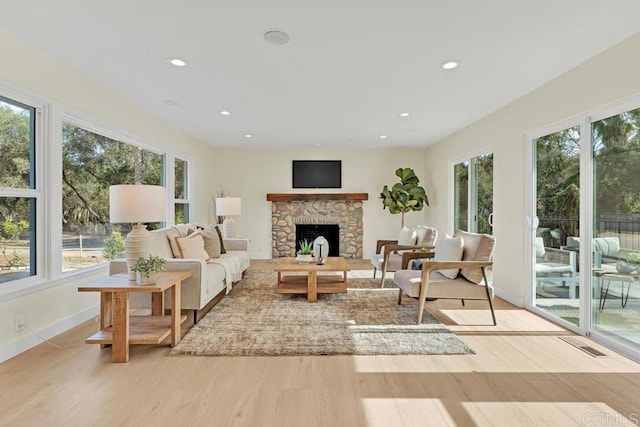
xmin=110 ymin=224 xmax=249 ymax=323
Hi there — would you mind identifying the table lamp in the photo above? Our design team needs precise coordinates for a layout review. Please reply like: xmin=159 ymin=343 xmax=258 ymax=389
xmin=215 ymin=197 xmax=242 ymax=239
xmin=110 ymin=184 xmax=167 ymax=280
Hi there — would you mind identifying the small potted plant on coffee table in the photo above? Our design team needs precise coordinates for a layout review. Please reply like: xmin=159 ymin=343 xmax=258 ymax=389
xmin=131 ymin=254 xmax=166 ymax=285
xmin=296 ymin=239 xmax=313 ymax=263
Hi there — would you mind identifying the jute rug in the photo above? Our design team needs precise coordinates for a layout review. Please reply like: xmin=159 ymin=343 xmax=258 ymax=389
xmin=170 ymin=270 xmax=474 ymax=356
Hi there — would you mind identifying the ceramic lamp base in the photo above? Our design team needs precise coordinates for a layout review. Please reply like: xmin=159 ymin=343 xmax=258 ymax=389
xmin=125 ymin=224 xmax=152 ymax=281
xmin=221 ymin=217 xmax=237 ymax=239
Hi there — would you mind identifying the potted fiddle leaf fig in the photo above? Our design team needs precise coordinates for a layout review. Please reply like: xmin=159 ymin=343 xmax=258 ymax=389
xmin=379 ymin=167 xmax=429 ymax=227
xmin=131 ymin=254 xmax=166 ymax=285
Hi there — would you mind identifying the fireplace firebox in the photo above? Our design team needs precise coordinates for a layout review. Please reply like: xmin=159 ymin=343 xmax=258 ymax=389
xmin=295 ymin=224 xmax=340 ymax=257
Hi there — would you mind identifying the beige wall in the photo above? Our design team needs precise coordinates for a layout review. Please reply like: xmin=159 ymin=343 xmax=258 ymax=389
xmin=205 ymin=148 xmax=426 ymax=259
xmin=424 ymin=32 xmax=640 ymax=304
xmin=0 ymin=31 xmax=214 ymax=361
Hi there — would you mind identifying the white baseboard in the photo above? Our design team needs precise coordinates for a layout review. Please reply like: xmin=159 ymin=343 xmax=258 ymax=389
xmin=249 ymin=251 xmax=271 ymax=260
xmin=0 ymin=304 xmax=99 ymax=364
xmin=494 ymin=285 xmax=525 ymax=307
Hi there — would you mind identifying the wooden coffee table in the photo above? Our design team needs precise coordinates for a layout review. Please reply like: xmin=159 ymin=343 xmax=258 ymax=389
xmin=78 ymin=271 xmax=191 ymax=362
xmin=274 ymin=256 xmax=350 ymax=302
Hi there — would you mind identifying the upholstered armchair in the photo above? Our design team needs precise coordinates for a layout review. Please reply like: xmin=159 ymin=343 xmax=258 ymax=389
xmin=393 ymin=230 xmax=496 ymax=325
xmin=370 ymin=226 xmax=438 ymax=286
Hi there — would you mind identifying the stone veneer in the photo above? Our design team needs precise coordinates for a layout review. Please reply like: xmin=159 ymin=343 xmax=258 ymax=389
xmin=271 ymin=200 xmax=364 ymax=258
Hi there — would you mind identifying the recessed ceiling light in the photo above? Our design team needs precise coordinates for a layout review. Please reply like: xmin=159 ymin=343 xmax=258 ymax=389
xmin=441 ymin=60 xmax=459 ymax=70
xmin=244 ymin=134 xmax=253 ymax=138
xmin=169 ymin=58 xmax=186 ymax=67
xmin=220 ymin=110 xmax=231 ymax=116
xmin=379 ymin=135 xmax=388 ymax=139
xmin=399 ymin=112 xmax=410 ymax=117
xmin=264 ymin=30 xmax=290 ymax=45
xmin=314 ymin=143 xmax=321 ymax=147
xmin=164 ymin=100 xmax=180 ymax=107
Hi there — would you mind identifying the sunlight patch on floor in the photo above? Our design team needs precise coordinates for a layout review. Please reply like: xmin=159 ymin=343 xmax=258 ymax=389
xmin=463 ymin=401 xmax=638 ymax=427
xmin=361 ymin=398 xmax=456 ymax=427
xmin=442 ymin=309 xmax=569 ymax=333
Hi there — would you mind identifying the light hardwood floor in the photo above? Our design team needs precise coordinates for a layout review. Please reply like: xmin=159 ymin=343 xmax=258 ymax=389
xmin=1 ymin=260 xmax=639 ymax=426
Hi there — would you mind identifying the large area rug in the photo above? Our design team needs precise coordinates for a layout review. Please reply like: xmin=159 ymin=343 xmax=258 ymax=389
xmin=170 ymin=270 xmax=474 ymax=356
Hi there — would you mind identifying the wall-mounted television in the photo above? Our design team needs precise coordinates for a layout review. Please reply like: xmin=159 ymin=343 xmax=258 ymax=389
xmin=292 ymin=160 xmax=342 ymax=189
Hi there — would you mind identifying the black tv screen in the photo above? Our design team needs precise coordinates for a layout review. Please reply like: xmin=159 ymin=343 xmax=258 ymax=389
xmin=292 ymin=160 xmax=342 ymax=189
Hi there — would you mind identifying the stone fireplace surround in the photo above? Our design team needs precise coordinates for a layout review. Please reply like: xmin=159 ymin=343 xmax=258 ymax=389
xmin=267 ymin=193 xmax=368 ymax=258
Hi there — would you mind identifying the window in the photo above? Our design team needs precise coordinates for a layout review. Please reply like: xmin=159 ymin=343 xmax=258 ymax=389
xmin=174 ymin=158 xmax=189 ymax=224
xmin=62 ymin=122 xmax=164 ymax=273
xmin=0 ymin=95 xmax=38 ymax=284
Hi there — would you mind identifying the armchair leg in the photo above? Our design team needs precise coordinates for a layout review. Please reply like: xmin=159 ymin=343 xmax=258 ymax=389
xmin=373 ymin=267 xmax=377 ymax=279
xmin=481 ymin=267 xmax=497 ymax=326
xmin=461 ymin=299 xmax=465 ymax=306
xmin=416 ymin=297 xmax=426 ymax=324
xmin=397 ymin=289 xmax=403 ymax=305
xmin=380 ymin=268 xmax=387 ymax=288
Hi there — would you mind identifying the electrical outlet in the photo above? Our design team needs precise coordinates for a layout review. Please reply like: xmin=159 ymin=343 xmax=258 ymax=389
xmin=14 ymin=314 xmax=25 ymax=333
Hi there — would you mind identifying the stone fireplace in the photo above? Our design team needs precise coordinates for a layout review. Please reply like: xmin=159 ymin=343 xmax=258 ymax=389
xmin=267 ymin=193 xmax=368 ymax=258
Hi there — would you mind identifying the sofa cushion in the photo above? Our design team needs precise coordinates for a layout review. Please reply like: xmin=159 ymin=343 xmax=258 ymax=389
xmin=175 ymin=231 xmax=210 ymax=261
xmin=453 ymin=230 xmax=495 ymax=284
xmin=535 ymin=237 xmax=546 ymax=260
xmin=150 ymin=228 xmax=175 ymax=259
xmin=433 ymin=234 xmax=464 ymax=279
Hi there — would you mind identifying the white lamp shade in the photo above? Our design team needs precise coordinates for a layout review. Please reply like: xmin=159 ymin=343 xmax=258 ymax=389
xmin=215 ymin=197 xmax=242 ymax=217
xmin=110 ymin=184 xmax=167 ymax=223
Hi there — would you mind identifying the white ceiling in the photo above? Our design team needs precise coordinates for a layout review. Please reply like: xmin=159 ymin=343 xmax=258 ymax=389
xmin=2 ymin=1 xmax=640 ymax=149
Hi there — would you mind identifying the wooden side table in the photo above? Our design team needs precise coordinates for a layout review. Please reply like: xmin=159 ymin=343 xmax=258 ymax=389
xmin=78 ymin=271 xmax=191 ymax=362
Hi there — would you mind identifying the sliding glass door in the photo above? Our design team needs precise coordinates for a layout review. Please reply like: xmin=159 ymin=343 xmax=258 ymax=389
xmin=453 ymin=153 xmax=493 ymax=234
xmin=528 ymin=102 xmax=640 ymax=358
xmin=531 ymin=126 xmax=581 ymax=326
xmin=591 ymin=108 xmax=640 ymax=349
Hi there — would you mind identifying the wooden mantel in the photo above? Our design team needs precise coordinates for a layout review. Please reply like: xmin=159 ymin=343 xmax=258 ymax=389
xmin=266 ymin=193 xmax=369 ymax=202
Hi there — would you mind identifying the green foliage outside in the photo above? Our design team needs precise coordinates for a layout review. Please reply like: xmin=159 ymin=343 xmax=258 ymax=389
xmin=102 ymin=230 xmax=126 ymax=260
xmin=380 ymin=168 xmax=429 ymax=227
xmin=2 ymin=215 xmax=28 ymax=241
xmin=62 ymin=123 xmax=163 ymax=228
xmin=536 ymin=108 xmax=640 ymax=247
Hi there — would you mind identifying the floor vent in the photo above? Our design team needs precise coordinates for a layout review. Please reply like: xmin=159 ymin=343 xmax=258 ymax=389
xmin=560 ymin=337 xmax=607 ymax=357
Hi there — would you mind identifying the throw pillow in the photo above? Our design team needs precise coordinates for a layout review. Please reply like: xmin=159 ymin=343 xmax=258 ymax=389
xmin=166 ymin=228 xmax=182 ymax=258
xmin=202 ymin=225 xmax=222 ymax=259
xmin=398 ymin=226 xmax=417 ymax=245
xmin=215 ymin=225 xmax=227 ymax=254
xmin=415 ymin=226 xmax=437 ymax=247
xmin=453 ymin=230 xmax=496 ymax=284
xmin=433 ymin=234 xmax=464 ymax=279
xmin=175 ymin=230 xmax=210 ymax=261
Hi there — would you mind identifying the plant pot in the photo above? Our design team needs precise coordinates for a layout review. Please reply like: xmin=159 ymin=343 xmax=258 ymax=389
xmin=296 ymin=254 xmax=313 ymax=263
xmin=136 ymin=271 xmax=158 ymax=285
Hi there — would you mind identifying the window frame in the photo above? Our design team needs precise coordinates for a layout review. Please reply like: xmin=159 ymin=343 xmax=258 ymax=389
xmin=0 ymin=94 xmax=194 ymax=301
xmin=0 ymin=87 xmax=47 ymax=297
